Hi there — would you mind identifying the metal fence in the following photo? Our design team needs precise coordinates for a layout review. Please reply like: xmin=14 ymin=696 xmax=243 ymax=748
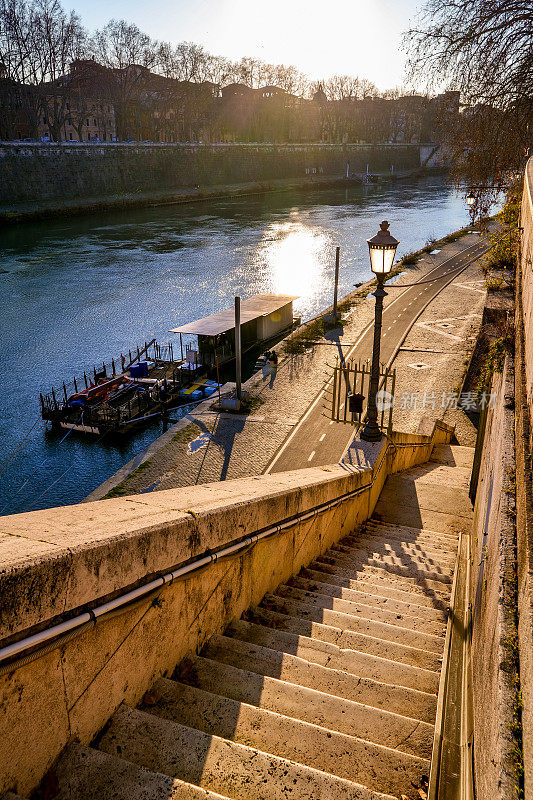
xmin=326 ymin=358 xmax=395 ymax=435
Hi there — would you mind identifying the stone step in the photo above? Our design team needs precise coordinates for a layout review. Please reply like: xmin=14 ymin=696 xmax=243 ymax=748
xmin=367 ymin=517 xmax=459 ymax=540
xmin=177 ymin=655 xmax=435 ymax=757
xmin=311 ymin=557 xmax=453 ymax=593
xmin=276 ymin=584 xmax=448 ymax=636
xmin=430 ymin=444 xmax=475 ymax=468
xmin=261 ymin=594 xmax=445 ymax=656
xmin=317 ymin=548 xmax=455 ymax=584
xmin=289 ymin=575 xmax=448 ymax=623
xmin=202 ymin=634 xmax=437 ymax=722
xmin=335 ymin=539 xmax=457 ymax=569
xmin=342 ymin=531 xmax=458 ymax=559
xmin=376 ymin=478 xmax=473 ymax=518
xmin=145 ymin=678 xmax=430 ymax=798
xmin=364 ymin=521 xmax=459 ymax=549
xmin=371 ymin=480 xmax=473 ymax=535
xmin=54 ymin=742 xmax=233 ymax=800
xmin=395 ymin=462 xmax=474 ymax=489
xmin=98 ymin=705 xmax=396 ymax=800
xmin=227 ymin=618 xmax=440 ymax=694
xmin=301 ymin=566 xmax=451 ymax=609
xmin=251 ymin=605 xmax=444 ymax=671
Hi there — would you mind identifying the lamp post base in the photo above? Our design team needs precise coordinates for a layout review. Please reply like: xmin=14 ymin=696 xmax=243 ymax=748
xmin=359 ymin=418 xmax=383 ymax=442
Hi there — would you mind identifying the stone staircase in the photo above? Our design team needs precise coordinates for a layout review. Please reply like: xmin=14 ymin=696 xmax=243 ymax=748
xmin=9 ymin=444 xmax=474 ymax=800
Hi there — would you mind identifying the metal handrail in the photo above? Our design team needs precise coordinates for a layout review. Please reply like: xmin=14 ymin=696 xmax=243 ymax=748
xmin=0 ymin=443 xmax=394 ymax=675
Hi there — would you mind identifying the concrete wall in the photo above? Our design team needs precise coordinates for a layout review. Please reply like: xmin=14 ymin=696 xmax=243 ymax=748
xmin=0 ymin=142 xmax=423 ymax=205
xmin=470 ymin=359 xmax=520 ymax=800
xmin=0 ymin=421 xmax=452 ymax=796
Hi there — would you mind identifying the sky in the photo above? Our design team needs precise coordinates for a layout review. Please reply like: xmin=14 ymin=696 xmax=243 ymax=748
xmin=65 ymin=0 xmax=423 ymax=91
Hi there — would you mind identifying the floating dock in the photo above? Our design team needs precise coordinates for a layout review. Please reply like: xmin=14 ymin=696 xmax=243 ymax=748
xmin=39 ymin=340 xmax=217 ymax=436
xmin=39 ymin=294 xmax=298 ymax=438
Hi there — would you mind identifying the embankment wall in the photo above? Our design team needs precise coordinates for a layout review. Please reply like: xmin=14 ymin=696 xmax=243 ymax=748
xmin=0 ymin=422 xmax=452 ymax=796
xmin=517 ymin=160 xmax=533 ymax=797
xmin=0 ymin=142 xmax=423 ymax=206
xmin=470 ymin=359 xmax=520 ymax=800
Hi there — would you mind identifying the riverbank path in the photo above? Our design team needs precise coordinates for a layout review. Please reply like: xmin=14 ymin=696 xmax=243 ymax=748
xmin=265 ymin=238 xmax=490 ymax=473
xmin=88 ymin=232 xmax=490 ymax=500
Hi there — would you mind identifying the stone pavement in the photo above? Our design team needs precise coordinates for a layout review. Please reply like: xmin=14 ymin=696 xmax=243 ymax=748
xmin=89 ymin=231 xmax=487 ymax=500
xmin=391 ymin=259 xmax=487 ymax=443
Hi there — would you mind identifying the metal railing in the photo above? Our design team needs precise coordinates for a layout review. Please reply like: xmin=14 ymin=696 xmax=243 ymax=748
xmin=326 ymin=357 xmax=395 ymax=435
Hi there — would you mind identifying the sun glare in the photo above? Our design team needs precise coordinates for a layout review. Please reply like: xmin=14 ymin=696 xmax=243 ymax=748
xmin=257 ymin=221 xmax=330 ymax=308
xmin=190 ymin=0 xmax=406 ymax=90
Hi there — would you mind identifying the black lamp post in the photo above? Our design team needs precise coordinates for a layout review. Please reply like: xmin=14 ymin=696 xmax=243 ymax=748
xmin=360 ymin=220 xmax=399 ymax=442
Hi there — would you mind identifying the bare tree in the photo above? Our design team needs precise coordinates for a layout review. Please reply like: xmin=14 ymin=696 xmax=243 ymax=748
xmin=405 ymin=0 xmax=533 ymax=190
xmin=0 ymin=0 xmax=85 ymax=138
xmin=90 ymin=19 xmax=158 ymax=138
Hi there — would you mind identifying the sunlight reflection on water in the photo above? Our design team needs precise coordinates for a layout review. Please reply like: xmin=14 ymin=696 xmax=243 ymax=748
xmin=258 ymin=221 xmax=330 ymax=313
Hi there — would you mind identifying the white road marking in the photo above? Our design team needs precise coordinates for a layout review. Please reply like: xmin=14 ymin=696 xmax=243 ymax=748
xmin=308 ymin=451 xmax=315 ymax=461
xmin=320 ymin=433 xmax=326 ymax=442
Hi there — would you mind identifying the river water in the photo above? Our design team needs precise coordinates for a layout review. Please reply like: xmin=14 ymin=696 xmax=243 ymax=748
xmin=0 ymin=176 xmax=473 ymax=513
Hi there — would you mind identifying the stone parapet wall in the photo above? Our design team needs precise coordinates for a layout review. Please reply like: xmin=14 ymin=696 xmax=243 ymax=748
xmin=0 ymin=419 xmax=452 ymax=796
xmin=0 ymin=142 xmax=423 ymax=205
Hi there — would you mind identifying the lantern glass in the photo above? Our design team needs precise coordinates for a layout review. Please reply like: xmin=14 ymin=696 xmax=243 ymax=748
xmin=367 ymin=221 xmax=399 ymax=275
xmin=369 ymin=244 xmax=396 ymax=274
xmin=467 ymin=192 xmax=476 ymax=206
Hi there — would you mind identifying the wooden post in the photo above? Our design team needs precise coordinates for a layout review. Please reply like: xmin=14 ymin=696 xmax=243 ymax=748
xmin=74 ymin=377 xmax=78 ymax=393
xmin=103 ymin=361 xmax=106 ymax=377
xmin=51 ymin=387 xmax=57 ymax=410
xmin=333 ymin=246 xmax=340 ymax=323
xmin=84 ymin=372 xmax=88 ymax=389
xmin=121 ymin=355 xmax=125 ymax=371
xmin=63 ymin=383 xmax=67 ymax=402
xmin=93 ymin=367 xmax=97 ymax=383
xmin=180 ymin=333 xmax=184 ymax=361
xmin=235 ymin=296 xmax=242 ymax=403
xmin=112 ymin=358 xmax=116 ymax=376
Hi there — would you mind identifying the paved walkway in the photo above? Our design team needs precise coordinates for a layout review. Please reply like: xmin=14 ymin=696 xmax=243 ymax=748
xmin=88 ymin=232 xmax=488 ymax=500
